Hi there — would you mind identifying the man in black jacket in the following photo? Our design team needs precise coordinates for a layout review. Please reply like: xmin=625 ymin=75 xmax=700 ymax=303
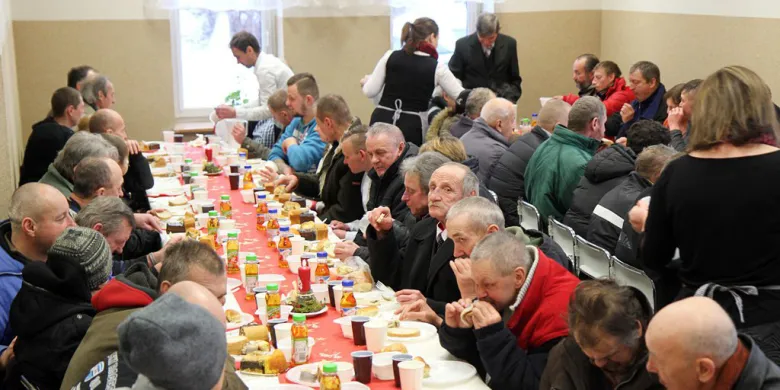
xmin=449 ymin=13 xmax=522 ymax=102
xmin=488 ymin=98 xmax=571 ymax=227
xmin=18 ymin=87 xmax=84 ymax=186
xmin=275 ymin=94 xmax=365 ymax=224
xmin=605 ymin=61 xmax=668 ymax=139
xmin=364 ymin=123 xmax=419 ymax=222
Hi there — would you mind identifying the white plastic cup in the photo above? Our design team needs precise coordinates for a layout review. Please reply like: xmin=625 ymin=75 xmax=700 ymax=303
xmin=290 ymin=236 xmax=305 ymax=255
xmin=256 ymin=307 xmax=268 ymax=325
xmin=193 ymin=190 xmax=208 ymax=201
xmin=276 ymin=339 xmax=293 ymax=363
xmin=226 ymin=154 xmax=239 ymax=165
xmin=193 ymin=176 xmax=208 ymax=188
xmin=240 ymin=189 xmax=255 ymax=204
xmin=274 ymin=323 xmax=293 ymax=344
xmin=191 ymin=163 xmax=204 ymax=173
xmin=221 ymin=219 xmax=237 ymax=230
xmin=170 ymin=143 xmax=185 ymax=155
xmin=195 ymin=213 xmax=209 ymax=229
xmin=398 ymin=360 xmax=425 ymax=390
xmin=162 ymin=130 xmax=175 ymax=143
xmin=333 ymin=285 xmax=343 ymax=312
xmin=239 ymin=263 xmax=246 ymax=288
xmin=311 ymin=284 xmax=328 ymax=305
xmin=364 ymin=320 xmax=389 ymax=353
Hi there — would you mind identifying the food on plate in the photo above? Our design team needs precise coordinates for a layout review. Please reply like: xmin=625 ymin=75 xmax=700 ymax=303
xmin=152 ymin=157 xmax=167 ymax=168
xmin=239 ymin=351 xmax=265 ymax=374
xmin=283 ymin=201 xmax=301 ymax=211
xmin=225 ymin=309 xmax=242 ymax=324
xmin=381 ymin=343 xmax=408 ymax=353
xmin=168 ymin=195 xmax=188 ymax=207
xmin=154 ymin=210 xmax=172 ymax=221
xmin=300 ymin=228 xmax=316 ymax=241
xmin=183 ymin=212 xmax=196 ymax=231
xmin=356 ymin=306 xmax=378 ymax=317
xmin=300 ymin=221 xmax=316 ymax=231
xmin=263 ymin=182 xmax=275 ymax=193
xmin=204 ymin=162 xmax=222 ymax=174
xmin=291 ymin=195 xmax=306 ymax=208
xmin=227 ymin=335 xmax=248 ymax=355
xmin=387 ymin=327 xmax=421 ymax=338
xmin=273 ymin=186 xmax=287 ymax=196
xmin=414 ymin=356 xmax=431 ymax=378
xmin=292 ymin=292 xmax=324 ymax=314
xmin=276 ymin=193 xmax=291 ymax=203
xmin=141 ymin=141 xmax=161 ymax=152
xmin=299 ymin=211 xmax=316 ymax=225
xmin=199 ymin=235 xmax=215 ymax=249
xmin=289 ymin=208 xmax=303 ymax=225
xmin=185 ymin=228 xmax=200 ymax=240
xmin=239 ymin=324 xmax=269 ymax=341
xmin=165 ymin=219 xmax=185 ymax=234
xmin=264 ymin=349 xmax=289 ymax=374
xmin=241 ymin=340 xmax=271 ymax=355
xmin=388 ymin=319 xmax=401 ymax=329
xmin=315 ymin=223 xmax=328 ymax=240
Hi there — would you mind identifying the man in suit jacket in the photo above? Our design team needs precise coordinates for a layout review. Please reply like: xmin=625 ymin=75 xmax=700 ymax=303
xmin=366 ymin=162 xmax=479 ymax=315
xmin=449 ymin=14 xmax=522 ymax=102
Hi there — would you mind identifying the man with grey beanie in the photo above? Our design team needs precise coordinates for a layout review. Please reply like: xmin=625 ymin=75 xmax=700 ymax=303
xmin=5 ymin=227 xmax=111 ymax=389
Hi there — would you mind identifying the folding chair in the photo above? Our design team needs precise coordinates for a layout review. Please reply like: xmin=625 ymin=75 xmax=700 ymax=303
xmin=612 ymin=256 xmax=656 ymax=309
xmin=575 ymin=235 xmax=612 ymax=280
xmin=548 ymin=217 xmax=578 ymax=273
xmin=518 ymin=200 xmax=541 ymax=232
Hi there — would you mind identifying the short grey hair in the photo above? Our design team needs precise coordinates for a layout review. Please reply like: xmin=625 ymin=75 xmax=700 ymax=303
xmin=400 ymin=152 xmax=450 ymax=194
xmin=438 ymin=162 xmax=479 ymax=196
xmin=471 ymin=231 xmax=529 ymax=275
xmin=72 ymin=157 xmax=116 ymax=199
xmin=75 ymin=196 xmax=135 ymax=236
xmin=82 ymin=75 xmax=111 ymax=106
xmin=465 ymin=88 xmax=495 ymax=118
xmin=446 ymin=197 xmax=505 ymax=233
xmin=629 ymin=61 xmax=661 ymax=84
xmin=480 ymin=98 xmax=515 ymax=127
xmin=636 ymin=145 xmax=677 ymax=181
xmin=476 ymin=13 xmax=500 ymax=36
xmin=8 ymin=183 xmax=56 ymax=231
xmin=53 ymin=132 xmax=119 ymax=182
xmin=367 ymin=122 xmax=405 ymax=148
xmin=568 ymin=96 xmax=606 ymax=133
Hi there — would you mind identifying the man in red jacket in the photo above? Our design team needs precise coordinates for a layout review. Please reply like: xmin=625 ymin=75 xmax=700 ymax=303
xmin=439 ymin=231 xmax=579 ymax=389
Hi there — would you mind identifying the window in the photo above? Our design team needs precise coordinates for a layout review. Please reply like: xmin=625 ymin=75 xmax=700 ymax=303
xmin=170 ymin=9 xmax=280 ymax=118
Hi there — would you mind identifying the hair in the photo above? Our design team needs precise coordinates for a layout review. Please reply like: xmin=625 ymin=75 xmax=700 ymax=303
xmin=577 ymin=54 xmax=600 ymax=73
xmin=690 ymin=66 xmax=780 ymax=150
xmin=629 ymin=61 xmax=661 ymax=84
xmin=593 ymin=60 xmax=622 ymax=78
xmin=51 ymin=87 xmax=83 ymax=118
xmin=636 ymin=144 xmax=676 ymax=182
xmin=663 ymin=83 xmax=685 ymax=106
xmin=67 ymin=65 xmax=96 ymax=89
xmin=625 ymin=120 xmax=672 ymax=155
xmin=465 ymin=88 xmax=496 ymax=118
xmin=267 ymin=89 xmax=289 ymax=112
xmin=229 ymin=31 xmax=260 ymax=54
xmin=342 ymin=124 xmax=368 ymax=151
xmin=471 ymin=232 xmax=529 ymax=275
xmin=100 ymin=134 xmax=129 ymax=167
xmin=89 ymin=109 xmax=117 ymax=134
xmin=538 ymin=98 xmax=572 ymax=131
xmin=568 ymin=96 xmax=606 ymax=133
xmin=315 ymin=94 xmax=352 ymax=127
xmin=75 ymin=196 xmax=135 ymax=236
xmin=681 ymin=78 xmax=703 ymax=96
xmin=8 ymin=183 xmax=53 ymax=232
xmin=446 ymin=197 xmax=505 ymax=233
xmin=419 ymin=135 xmax=468 ymax=162
xmin=438 ymin=162 xmax=479 ymax=196
xmin=81 ymin=75 xmax=111 ymax=106
xmin=158 ymin=240 xmax=225 ymax=286
xmin=400 ymin=151 xmax=450 ymax=194
xmin=286 ymin=72 xmax=319 ymax=101
xmin=476 ymin=13 xmax=500 ymax=36
xmin=54 ymin=132 xmax=119 ymax=182
xmin=401 ymin=17 xmax=439 ymax=55
xmin=568 ymin=279 xmax=651 ymax=349
xmin=367 ymin=122 xmax=405 ymax=148
xmin=72 ymin=157 xmax=116 ymax=198
xmin=480 ymin=98 xmax=515 ymax=127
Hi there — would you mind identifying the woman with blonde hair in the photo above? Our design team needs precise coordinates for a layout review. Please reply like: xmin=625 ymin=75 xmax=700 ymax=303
xmin=642 ymin=65 xmax=780 ymax=363
xmin=419 ymin=135 xmax=468 ymax=162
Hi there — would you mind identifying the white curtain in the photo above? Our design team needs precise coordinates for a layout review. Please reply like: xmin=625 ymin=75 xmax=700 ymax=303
xmin=145 ymin=0 xmax=498 ymax=11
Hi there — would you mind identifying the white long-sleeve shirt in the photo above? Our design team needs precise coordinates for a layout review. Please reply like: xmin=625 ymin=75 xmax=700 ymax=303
xmin=235 ymin=52 xmax=294 ymax=122
xmin=362 ymin=50 xmax=464 ymax=102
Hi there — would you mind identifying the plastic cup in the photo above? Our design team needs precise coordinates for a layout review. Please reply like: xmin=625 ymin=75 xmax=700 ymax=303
xmin=398 ymin=360 xmax=424 ymax=390
xmin=352 ymin=351 xmax=373 ymax=384
xmin=327 ymin=280 xmax=341 ymax=307
xmin=193 ymin=190 xmax=208 ymax=201
xmin=162 ymin=130 xmax=174 ymax=143
xmin=215 ymin=155 xmax=227 ymax=166
xmin=274 ymin=322 xmax=293 ymax=344
xmin=193 ymin=175 xmax=208 ymax=188
xmin=290 ymin=236 xmax=305 ymax=255
xmin=351 ymin=316 xmax=370 ymax=346
xmin=333 ymin=284 xmax=343 ymax=312
xmin=311 ymin=284 xmax=328 ymax=305
xmin=205 ymin=147 xmax=213 ymax=162
xmin=240 ymin=189 xmax=255 ymax=204
xmin=173 ymin=134 xmax=184 ymax=143
xmin=228 ymin=173 xmax=240 ymax=190
xmin=364 ymin=320 xmax=388 ymax=353
xmin=276 ymin=339 xmax=293 ymax=363
xmin=221 ymin=219 xmax=236 ymax=230
xmin=393 ymin=354 xmax=413 ymax=388
xmin=229 ymin=164 xmax=241 ymax=174
xmin=267 ymin=318 xmax=287 ymax=348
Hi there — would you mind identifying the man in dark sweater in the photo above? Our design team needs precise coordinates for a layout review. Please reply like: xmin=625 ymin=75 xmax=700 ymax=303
xmin=19 ymin=87 xmax=84 ymax=186
xmin=606 ymin=61 xmax=668 ymax=139
xmin=558 ymin=54 xmax=600 ymax=105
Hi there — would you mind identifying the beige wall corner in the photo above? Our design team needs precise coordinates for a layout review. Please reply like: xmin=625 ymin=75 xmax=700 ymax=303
xmin=0 ymin=0 xmax=23 ymax=216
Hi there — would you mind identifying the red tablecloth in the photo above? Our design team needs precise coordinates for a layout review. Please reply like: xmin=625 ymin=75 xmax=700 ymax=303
xmin=190 ymin=149 xmax=397 ymax=389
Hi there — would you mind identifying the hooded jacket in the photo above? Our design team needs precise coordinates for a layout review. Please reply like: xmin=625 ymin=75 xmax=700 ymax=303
xmin=564 ymin=145 xmax=636 ymax=237
xmin=0 ymin=220 xmax=27 ymax=353
xmin=19 ymin=117 xmax=74 ymax=186
xmin=587 ymin=172 xmax=652 ymax=256
xmin=599 ymin=77 xmax=636 ymax=117
xmin=38 ymin=163 xmax=74 ymax=198
xmin=461 ymin=118 xmax=511 ymax=184
xmin=6 ymin=257 xmax=95 ymax=389
xmin=425 ymin=108 xmax=462 ymax=141
xmin=507 ymin=226 xmax=574 ymax=273
xmin=123 ymin=152 xmax=154 ymax=212
xmin=366 ymin=142 xmax=419 ymax=221
xmin=606 ymin=84 xmax=668 ymax=139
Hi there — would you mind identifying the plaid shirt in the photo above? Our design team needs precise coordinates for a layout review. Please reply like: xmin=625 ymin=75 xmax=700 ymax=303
xmin=251 ymin=119 xmax=278 ymax=149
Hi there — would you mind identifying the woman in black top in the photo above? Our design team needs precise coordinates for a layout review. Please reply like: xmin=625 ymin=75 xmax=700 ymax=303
xmin=642 ymin=66 xmax=780 ymax=361
xmin=362 ymin=17 xmax=463 ymax=146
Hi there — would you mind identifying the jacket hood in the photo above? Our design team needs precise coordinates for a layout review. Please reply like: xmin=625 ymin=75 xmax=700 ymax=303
xmin=91 ymin=263 xmax=158 ymax=312
xmin=551 ymin=125 xmax=601 ymax=153
xmin=584 ymin=144 xmax=636 ymax=183
xmin=10 ymin=258 xmax=94 ymax=336
xmin=463 ymin=156 xmax=480 ymax=174
xmin=601 ymin=77 xmax=630 ymax=98
xmin=0 ymin=219 xmax=26 ymax=274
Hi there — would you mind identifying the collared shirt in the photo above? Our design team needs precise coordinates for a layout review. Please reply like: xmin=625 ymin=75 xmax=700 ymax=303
xmin=251 ymin=118 xmax=278 ymax=149
xmin=436 ymin=222 xmax=448 ymax=243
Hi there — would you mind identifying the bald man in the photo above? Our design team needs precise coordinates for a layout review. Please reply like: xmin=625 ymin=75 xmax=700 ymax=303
xmin=646 ymin=297 xmax=780 ymax=389
xmin=460 ymin=98 xmax=515 ymax=183
xmin=0 ymin=183 xmax=76 ymax=369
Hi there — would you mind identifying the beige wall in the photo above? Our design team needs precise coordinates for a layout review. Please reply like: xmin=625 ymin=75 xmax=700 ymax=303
xmin=0 ymin=0 xmax=22 ymax=216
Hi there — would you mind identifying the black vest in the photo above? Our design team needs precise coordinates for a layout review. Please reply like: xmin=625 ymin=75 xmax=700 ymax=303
xmin=379 ymin=50 xmax=437 ymax=112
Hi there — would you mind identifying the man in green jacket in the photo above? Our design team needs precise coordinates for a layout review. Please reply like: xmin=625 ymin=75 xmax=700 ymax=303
xmin=524 ymin=96 xmax=605 ymax=224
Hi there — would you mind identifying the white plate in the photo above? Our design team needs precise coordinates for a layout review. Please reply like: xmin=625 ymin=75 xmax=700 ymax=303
xmin=387 ymin=321 xmax=438 ymax=343
xmin=286 ymin=363 xmax=359 ymax=388
xmin=292 ymin=306 xmax=328 ymax=318
xmin=227 ymin=278 xmax=242 ymax=292
xmin=256 ymin=274 xmax=286 ymax=287
xmin=423 ymin=360 xmax=477 ymax=386
xmin=226 ymin=312 xmax=254 ymax=331
xmin=342 ymin=383 xmax=370 ymax=390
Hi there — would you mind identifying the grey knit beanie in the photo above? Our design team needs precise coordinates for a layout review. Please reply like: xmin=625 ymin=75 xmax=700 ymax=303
xmin=118 ymin=293 xmax=227 ymax=390
xmin=48 ymin=226 xmax=111 ymax=290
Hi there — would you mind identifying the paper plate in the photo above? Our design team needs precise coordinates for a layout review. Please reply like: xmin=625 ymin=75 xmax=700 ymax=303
xmin=226 ymin=312 xmax=254 ymax=331
xmin=387 ymin=321 xmax=438 ymax=343
xmin=286 ymin=363 xmax=355 ymax=388
xmin=423 ymin=360 xmax=477 ymax=386
xmin=293 ymin=306 xmax=328 ymax=318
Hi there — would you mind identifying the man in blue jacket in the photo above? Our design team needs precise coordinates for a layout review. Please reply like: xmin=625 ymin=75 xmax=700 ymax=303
xmin=0 ymin=183 xmax=76 ymax=370
xmin=605 ymin=61 xmax=668 ymax=139
xmin=268 ymin=72 xmax=327 ymax=174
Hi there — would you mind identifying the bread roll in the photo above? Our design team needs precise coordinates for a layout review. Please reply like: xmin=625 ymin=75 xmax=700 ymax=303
xmin=227 ymin=335 xmax=248 ymax=355
xmin=387 ymin=328 xmax=421 ymax=338
xmin=381 ymin=343 xmax=408 ymax=353
xmin=239 ymin=324 xmax=269 ymax=341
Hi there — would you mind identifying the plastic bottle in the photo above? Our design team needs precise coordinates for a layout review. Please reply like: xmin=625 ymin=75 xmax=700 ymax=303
xmin=340 ymin=280 xmax=357 ymax=317
xmin=320 ymin=362 xmax=341 ymax=390
xmin=226 ymin=232 xmax=240 ymax=274
xmin=266 ymin=283 xmax=281 ymax=320
xmin=256 ymin=194 xmax=268 ymax=231
xmin=244 ymin=254 xmax=258 ymax=300
xmin=531 ymin=113 xmax=538 ymax=127
xmin=277 ymin=226 xmax=291 ymax=269
xmin=291 ymin=313 xmax=309 ymax=366
xmin=219 ymin=195 xmax=232 ymax=219
xmin=298 ymin=257 xmax=311 ymax=294
xmin=266 ymin=209 xmax=280 ymax=240
xmin=206 ymin=211 xmax=220 ymax=247
xmin=243 ymin=165 xmax=255 ymax=190
xmin=238 ymin=152 xmax=248 ymax=166
xmin=315 ymin=252 xmax=330 ymax=284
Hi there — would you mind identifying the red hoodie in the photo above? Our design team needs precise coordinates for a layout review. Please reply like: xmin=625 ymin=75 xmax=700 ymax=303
xmin=561 ymin=77 xmax=636 ymax=117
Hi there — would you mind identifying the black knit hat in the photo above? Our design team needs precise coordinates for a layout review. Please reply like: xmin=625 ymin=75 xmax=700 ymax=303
xmin=48 ymin=227 xmax=111 ymax=290
xmin=455 ymin=89 xmax=473 ymax=115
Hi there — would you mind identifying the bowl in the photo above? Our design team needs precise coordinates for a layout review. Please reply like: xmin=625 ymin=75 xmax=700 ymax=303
xmin=276 ymin=337 xmax=318 ymax=362
xmin=255 ymin=304 xmax=293 ymax=324
xmin=195 ymin=213 xmax=209 ymax=228
xmin=372 ymin=352 xmax=399 ymax=380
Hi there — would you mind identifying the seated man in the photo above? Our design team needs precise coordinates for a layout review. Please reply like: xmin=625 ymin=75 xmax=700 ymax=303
xmin=60 ymin=240 xmax=242 ymax=390
xmin=525 ymin=97 xmax=606 ymax=224
xmin=38 ymin=131 xmax=120 ymax=198
xmin=440 ymin=232 xmax=578 ymax=389
xmin=605 ymin=61 xmax=668 ymax=139
xmin=590 ymin=61 xmax=636 ymax=116
xmin=646 ymin=297 xmax=780 ymax=389
xmin=89 ymin=109 xmax=154 ymax=212
xmin=19 ymin=87 xmax=84 ymax=185
xmin=267 ymin=73 xmax=327 ymax=174
xmin=449 ymin=88 xmax=495 ymax=138
xmin=364 ymin=123 xmax=419 ymax=221
xmin=274 ymin=95 xmax=365 ymax=224
xmin=0 ymin=183 xmax=75 ymax=369
xmin=67 ymin=65 xmax=98 ymax=92
xmin=231 ymin=89 xmax=295 ymax=155
xmin=81 ymin=75 xmax=116 ymax=112
xmin=564 ymin=119 xmax=671 ymax=237
xmin=460 ymin=98 xmax=515 ymax=183
xmin=668 ymin=79 xmax=702 ymax=152
xmin=560 ymin=54 xmax=600 ymax=104
xmin=488 ymin=98 xmax=571 ymax=227
xmin=367 ymin=162 xmax=478 ymax=314
xmin=588 ymin=145 xmax=676 ymax=259
xmin=329 ymin=125 xmax=375 ymax=242
xmin=6 ymin=227 xmax=111 ymax=389
xmin=540 ymin=279 xmax=661 ymax=389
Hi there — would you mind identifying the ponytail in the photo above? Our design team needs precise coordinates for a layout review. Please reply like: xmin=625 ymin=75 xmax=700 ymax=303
xmin=401 ymin=17 xmax=439 ymax=55
xmin=401 ymin=22 xmax=415 ymax=54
